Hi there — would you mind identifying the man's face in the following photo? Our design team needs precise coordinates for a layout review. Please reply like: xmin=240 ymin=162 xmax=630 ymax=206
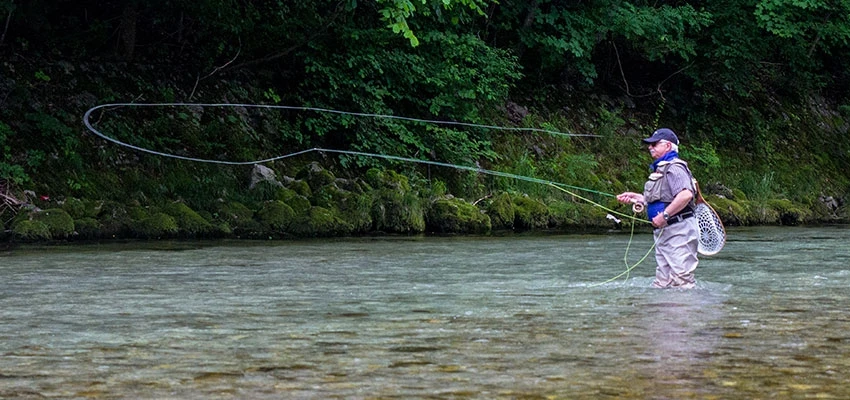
xmin=648 ymin=140 xmax=671 ymax=159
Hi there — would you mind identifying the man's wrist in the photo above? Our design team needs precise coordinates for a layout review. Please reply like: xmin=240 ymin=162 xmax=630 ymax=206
xmin=662 ymin=211 xmax=670 ymax=221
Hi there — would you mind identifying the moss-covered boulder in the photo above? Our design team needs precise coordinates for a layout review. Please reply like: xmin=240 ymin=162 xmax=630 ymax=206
xmin=97 ymin=201 xmax=133 ymax=238
xmin=74 ymin=217 xmax=101 ymax=239
xmin=512 ymin=195 xmax=550 ymax=230
xmin=742 ymin=200 xmax=780 ymax=225
xmin=291 ymin=206 xmax=350 ymax=237
xmin=256 ymin=201 xmax=296 ymax=232
xmin=296 ymin=162 xmax=336 ymax=191
xmin=212 ymin=201 xmax=261 ymax=235
xmin=135 ymin=212 xmax=179 ymax=238
xmin=367 ymin=169 xmax=425 ymax=233
xmin=12 ymin=219 xmax=51 ymax=240
xmin=486 ymin=192 xmax=515 ymax=230
xmin=426 ymin=196 xmax=491 ymax=234
xmin=61 ymin=197 xmax=100 ymax=219
xmin=312 ymin=183 xmax=373 ymax=233
xmin=275 ymin=188 xmax=312 ymax=214
xmin=767 ymin=199 xmax=812 ymax=225
xmin=705 ymin=195 xmax=748 ymax=226
xmin=162 ymin=202 xmax=214 ymax=235
xmin=12 ymin=208 xmax=75 ymax=239
xmin=548 ymin=200 xmax=613 ymax=229
xmin=287 ymin=179 xmax=312 ymax=198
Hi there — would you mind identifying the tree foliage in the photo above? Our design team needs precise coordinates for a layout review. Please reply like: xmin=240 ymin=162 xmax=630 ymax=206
xmin=1 ymin=0 xmax=849 ymax=205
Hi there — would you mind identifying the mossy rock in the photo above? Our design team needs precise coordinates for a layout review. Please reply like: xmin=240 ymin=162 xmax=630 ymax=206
xmin=512 ymin=195 xmax=550 ymax=230
xmin=134 ymin=212 xmax=179 ymax=238
xmin=213 ymin=201 xmax=259 ymax=234
xmin=337 ymin=192 xmax=373 ymax=233
xmin=426 ymin=196 xmax=491 ymax=234
xmin=311 ymin=184 xmax=373 ymax=233
xmin=705 ymin=195 xmax=748 ymax=226
xmin=249 ymin=180 xmax=284 ymax=202
xmin=371 ymin=188 xmax=425 ymax=233
xmin=97 ymin=201 xmax=133 ymax=238
xmin=256 ymin=201 xmax=296 ymax=232
xmin=766 ymin=199 xmax=812 ymax=225
xmin=12 ymin=219 xmax=52 ymax=240
xmin=74 ymin=217 xmax=101 ymax=239
xmin=335 ymin=177 xmax=368 ymax=194
xmin=731 ymin=189 xmax=747 ymax=201
xmin=366 ymin=168 xmax=411 ymax=191
xmin=162 ymin=202 xmax=214 ymax=235
xmin=12 ymin=208 xmax=75 ymax=239
xmin=62 ymin=197 xmax=100 ymax=219
xmin=296 ymin=162 xmax=336 ymax=191
xmin=127 ymin=206 xmax=151 ymax=221
xmin=548 ymin=200 xmax=613 ymax=229
xmin=275 ymin=188 xmax=312 ymax=214
xmin=367 ymin=169 xmax=424 ymax=233
xmin=486 ymin=192 xmax=515 ymax=230
xmin=287 ymin=179 xmax=312 ymax=198
xmin=291 ymin=206 xmax=350 ymax=237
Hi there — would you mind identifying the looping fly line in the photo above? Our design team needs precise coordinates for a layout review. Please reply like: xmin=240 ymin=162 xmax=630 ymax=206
xmin=82 ymin=102 xmax=617 ymax=200
xmin=83 ymin=102 xmax=659 ymax=284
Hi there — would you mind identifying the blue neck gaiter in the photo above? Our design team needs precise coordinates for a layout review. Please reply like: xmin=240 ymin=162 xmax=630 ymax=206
xmin=649 ymin=150 xmax=679 ymax=172
xmin=646 ymin=151 xmax=679 ymax=221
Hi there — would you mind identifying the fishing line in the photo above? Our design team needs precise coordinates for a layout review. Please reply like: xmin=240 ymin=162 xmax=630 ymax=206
xmin=83 ymin=102 xmax=656 ymax=283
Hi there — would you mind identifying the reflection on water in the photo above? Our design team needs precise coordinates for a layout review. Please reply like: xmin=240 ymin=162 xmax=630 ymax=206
xmin=1 ymin=226 xmax=849 ymax=399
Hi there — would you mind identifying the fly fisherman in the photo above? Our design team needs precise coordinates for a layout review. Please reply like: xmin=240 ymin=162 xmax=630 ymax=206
xmin=616 ymin=128 xmax=699 ymax=288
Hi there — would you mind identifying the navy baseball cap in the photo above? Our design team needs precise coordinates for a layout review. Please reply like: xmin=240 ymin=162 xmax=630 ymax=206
xmin=642 ymin=128 xmax=679 ymax=145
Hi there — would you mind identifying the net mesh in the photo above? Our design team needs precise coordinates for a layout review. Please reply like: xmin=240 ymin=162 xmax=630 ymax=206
xmin=695 ymin=202 xmax=726 ymax=256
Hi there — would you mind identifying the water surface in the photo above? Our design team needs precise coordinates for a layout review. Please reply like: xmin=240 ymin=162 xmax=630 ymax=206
xmin=1 ymin=226 xmax=849 ymax=399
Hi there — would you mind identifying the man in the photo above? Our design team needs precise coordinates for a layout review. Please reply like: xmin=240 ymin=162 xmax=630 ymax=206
xmin=616 ymin=128 xmax=699 ymax=288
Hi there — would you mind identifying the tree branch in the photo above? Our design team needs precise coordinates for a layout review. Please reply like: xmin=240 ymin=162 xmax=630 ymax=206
xmin=0 ymin=1 xmax=13 ymax=46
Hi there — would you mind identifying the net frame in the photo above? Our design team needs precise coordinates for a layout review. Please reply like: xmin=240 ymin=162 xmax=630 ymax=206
xmin=694 ymin=181 xmax=726 ymax=256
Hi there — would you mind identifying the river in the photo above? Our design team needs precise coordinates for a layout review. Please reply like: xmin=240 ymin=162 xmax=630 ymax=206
xmin=1 ymin=225 xmax=849 ymax=399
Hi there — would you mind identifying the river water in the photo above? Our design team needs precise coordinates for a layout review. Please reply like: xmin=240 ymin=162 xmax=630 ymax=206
xmin=1 ymin=226 xmax=849 ymax=399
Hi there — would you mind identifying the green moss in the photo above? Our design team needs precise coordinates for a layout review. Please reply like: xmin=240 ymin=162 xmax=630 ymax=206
xmin=486 ymin=192 xmax=515 ymax=230
xmin=325 ymin=188 xmax=373 ymax=233
xmin=62 ymin=197 xmax=100 ymax=219
xmin=291 ymin=206 xmax=349 ymax=237
xmin=135 ymin=212 xmax=179 ymax=238
xmin=766 ymin=199 xmax=812 ymax=225
xmin=256 ymin=201 xmax=296 ymax=232
xmin=213 ymin=201 xmax=260 ymax=234
xmin=74 ymin=217 xmax=101 ymax=238
xmin=12 ymin=219 xmax=52 ymax=240
xmin=288 ymin=180 xmax=312 ymax=197
xmin=705 ymin=195 xmax=748 ymax=226
xmin=512 ymin=195 xmax=550 ymax=230
xmin=15 ymin=208 xmax=75 ymax=239
xmin=97 ymin=201 xmax=132 ymax=238
xmin=367 ymin=169 xmax=424 ymax=233
xmin=162 ymin=202 xmax=214 ymax=235
xmin=426 ymin=197 xmax=491 ymax=234
xmin=549 ymin=200 xmax=613 ymax=229
xmin=741 ymin=200 xmax=780 ymax=225
xmin=296 ymin=162 xmax=336 ymax=190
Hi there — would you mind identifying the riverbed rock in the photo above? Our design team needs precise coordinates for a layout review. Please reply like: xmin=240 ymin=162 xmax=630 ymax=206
xmin=12 ymin=208 xmax=75 ymax=239
xmin=249 ymin=164 xmax=283 ymax=189
xmin=366 ymin=169 xmax=425 ymax=233
xmin=512 ymin=195 xmax=550 ymax=230
xmin=486 ymin=192 xmax=515 ymax=230
xmin=426 ymin=196 xmax=491 ymax=234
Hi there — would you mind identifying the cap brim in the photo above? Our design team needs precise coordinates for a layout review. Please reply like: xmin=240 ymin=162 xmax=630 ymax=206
xmin=641 ymin=137 xmax=661 ymax=143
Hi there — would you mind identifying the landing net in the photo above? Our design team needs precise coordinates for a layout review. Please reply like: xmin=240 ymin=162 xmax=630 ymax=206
xmin=695 ymin=202 xmax=726 ymax=256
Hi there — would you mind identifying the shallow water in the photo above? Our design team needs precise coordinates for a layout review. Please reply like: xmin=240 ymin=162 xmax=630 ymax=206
xmin=1 ymin=226 xmax=849 ymax=399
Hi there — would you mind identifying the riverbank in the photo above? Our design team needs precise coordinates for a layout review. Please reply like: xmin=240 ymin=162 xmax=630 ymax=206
xmin=3 ymin=161 xmax=846 ymax=243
